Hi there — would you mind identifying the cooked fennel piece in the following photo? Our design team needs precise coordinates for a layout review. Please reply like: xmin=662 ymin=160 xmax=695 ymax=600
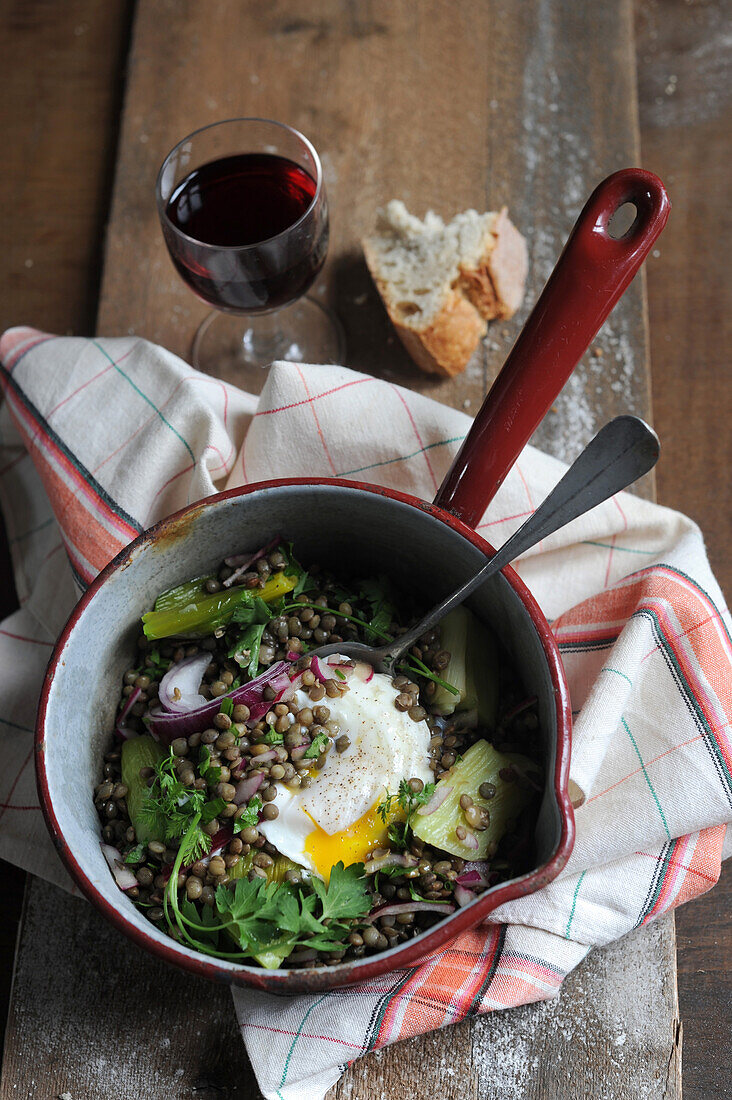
xmin=121 ymin=735 xmax=165 ymax=843
xmin=142 ymin=571 xmax=297 ymax=640
xmin=412 ymin=739 xmax=539 ymax=858
xmin=431 ymin=606 xmax=499 ymax=725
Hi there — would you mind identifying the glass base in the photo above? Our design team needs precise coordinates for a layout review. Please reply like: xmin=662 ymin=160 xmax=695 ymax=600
xmin=191 ymin=297 xmax=345 ymax=393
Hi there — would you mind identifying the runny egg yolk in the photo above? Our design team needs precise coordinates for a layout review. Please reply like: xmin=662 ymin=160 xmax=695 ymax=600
xmin=303 ymin=803 xmax=403 ymax=883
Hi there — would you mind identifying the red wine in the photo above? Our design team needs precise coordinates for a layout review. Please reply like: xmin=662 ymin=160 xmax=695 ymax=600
xmin=162 ymin=153 xmax=327 ymax=313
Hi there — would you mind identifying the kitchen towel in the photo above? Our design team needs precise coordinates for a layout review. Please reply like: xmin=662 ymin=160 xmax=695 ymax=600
xmin=0 ymin=325 xmax=729 ymax=1100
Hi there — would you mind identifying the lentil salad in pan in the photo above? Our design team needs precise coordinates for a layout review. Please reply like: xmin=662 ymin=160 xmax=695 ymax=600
xmin=95 ymin=539 xmax=544 ymax=969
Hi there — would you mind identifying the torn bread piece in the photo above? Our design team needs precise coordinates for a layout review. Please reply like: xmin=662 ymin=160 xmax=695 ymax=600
xmin=363 ymin=201 xmax=528 ymax=377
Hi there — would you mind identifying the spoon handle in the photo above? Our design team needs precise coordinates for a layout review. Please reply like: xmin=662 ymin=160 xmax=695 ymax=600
xmin=387 ymin=416 xmax=659 ymax=656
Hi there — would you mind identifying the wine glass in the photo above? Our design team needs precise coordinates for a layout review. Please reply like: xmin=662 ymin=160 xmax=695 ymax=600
xmin=156 ymin=118 xmax=344 ymax=387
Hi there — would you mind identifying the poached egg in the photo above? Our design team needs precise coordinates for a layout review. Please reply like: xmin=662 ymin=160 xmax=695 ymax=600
xmin=259 ymin=665 xmax=432 ymax=880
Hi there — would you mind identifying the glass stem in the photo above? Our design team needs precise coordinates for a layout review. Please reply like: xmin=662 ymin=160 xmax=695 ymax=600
xmin=241 ymin=309 xmax=286 ymax=365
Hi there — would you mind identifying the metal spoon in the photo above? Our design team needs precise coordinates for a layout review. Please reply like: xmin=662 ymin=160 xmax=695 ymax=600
xmin=308 ymin=415 xmax=659 ymax=675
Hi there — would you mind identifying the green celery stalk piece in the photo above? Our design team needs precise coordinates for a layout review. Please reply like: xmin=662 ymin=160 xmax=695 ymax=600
xmin=121 ymin=735 xmax=166 ymax=843
xmin=153 ymin=575 xmax=216 ymax=614
xmin=431 ymin=606 xmax=470 ymax=715
xmin=141 ymin=570 xmax=298 ymax=641
xmin=411 ymin=739 xmax=539 ymax=859
xmin=142 ymin=586 xmax=248 ymax=641
xmin=466 ymin=612 xmax=499 ymax=727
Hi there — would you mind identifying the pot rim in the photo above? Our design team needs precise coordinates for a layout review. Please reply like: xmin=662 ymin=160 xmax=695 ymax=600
xmin=36 ymin=476 xmax=575 ymax=994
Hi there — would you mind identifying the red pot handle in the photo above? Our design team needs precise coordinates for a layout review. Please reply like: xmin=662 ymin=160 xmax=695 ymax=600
xmin=434 ymin=168 xmax=670 ymax=527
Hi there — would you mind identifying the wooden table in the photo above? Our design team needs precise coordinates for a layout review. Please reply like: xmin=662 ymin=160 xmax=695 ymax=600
xmin=1 ymin=2 xmax=729 ymax=1098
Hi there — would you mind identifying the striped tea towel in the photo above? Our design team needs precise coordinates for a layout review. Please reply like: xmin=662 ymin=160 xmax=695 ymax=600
xmin=1 ymin=325 xmax=730 ymax=1100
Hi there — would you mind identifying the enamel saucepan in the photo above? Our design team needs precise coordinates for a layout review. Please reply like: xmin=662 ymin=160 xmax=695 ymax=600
xmin=36 ymin=169 xmax=669 ymax=993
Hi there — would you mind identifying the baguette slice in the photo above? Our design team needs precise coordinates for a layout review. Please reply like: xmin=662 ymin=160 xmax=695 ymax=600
xmin=362 ymin=200 xmax=528 ymax=377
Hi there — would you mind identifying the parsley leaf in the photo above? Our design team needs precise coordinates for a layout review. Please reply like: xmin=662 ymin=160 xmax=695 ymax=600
xmin=230 ymin=595 xmax=272 ymax=626
xmin=201 ymin=797 xmax=226 ymax=824
xmin=377 ymin=778 xmax=436 ymax=849
xmin=262 ymin=726 xmax=284 ymax=745
xmin=198 ymin=745 xmax=222 ymax=784
xmin=232 ymin=795 xmax=262 ymax=833
xmin=219 ymin=861 xmax=370 ymax=957
xmin=124 ymin=843 xmax=147 ymax=865
xmin=229 ymin=621 xmax=267 ymax=678
xmin=137 ymin=748 xmax=212 ymax=862
xmin=219 ymin=697 xmax=234 ymax=718
xmin=164 ymin=855 xmax=370 ymax=964
xmin=304 ymin=732 xmax=329 ymax=759
xmin=311 ymin=861 xmax=371 ymax=921
xmin=359 ymin=575 xmax=397 ymax=643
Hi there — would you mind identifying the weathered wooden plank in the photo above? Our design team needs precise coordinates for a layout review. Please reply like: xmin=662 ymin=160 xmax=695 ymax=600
xmin=0 ymin=0 xmax=133 ymax=1061
xmin=0 ymin=0 xmax=132 ymax=337
xmin=92 ymin=3 xmax=676 ymax=1098
xmin=636 ymin=1 xmax=732 ymax=1097
xmin=0 ymin=880 xmax=260 ymax=1100
xmin=96 ymin=0 xmax=654 ymax=477
xmin=0 ymin=1 xmax=686 ymax=1098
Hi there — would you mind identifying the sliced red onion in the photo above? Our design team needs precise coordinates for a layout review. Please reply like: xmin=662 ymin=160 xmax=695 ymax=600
xmin=115 ymin=687 xmax=141 ymax=739
xmin=416 ymin=784 xmax=453 ymax=816
xmin=369 ymin=901 xmax=455 ymax=919
xmin=286 ymin=650 xmax=301 ymax=662
xmin=148 ymin=661 xmax=290 ymax=743
xmin=250 ymin=749 xmax=278 ymax=763
xmin=208 ymin=825 xmax=233 ymax=857
xmin=460 ymin=830 xmax=480 ymax=850
xmin=364 ymin=851 xmax=418 ymax=874
xmin=268 ymin=669 xmax=295 ymax=694
xmin=289 ymin=743 xmax=312 ymax=761
xmin=310 ymin=654 xmax=354 ymax=684
xmin=454 ymin=884 xmax=476 ymax=908
xmin=159 ymin=652 xmax=211 ymax=713
xmin=309 ymin=655 xmax=330 ymax=684
xmin=222 ymin=535 xmax=281 ymax=586
xmin=455 ymin=869 xmax=481 ymax=886
xmin=101 ymin=843 xmax=138 ymax=891
xmin=233 ymin=772 xmax=265 ymax=805
xmin=274 ymin=682 xmax=296 ymax=704
xmin=455 ymin=862 xmax=492 ymax=887
xmin=352 ymin=660 xmax=374 ymax=684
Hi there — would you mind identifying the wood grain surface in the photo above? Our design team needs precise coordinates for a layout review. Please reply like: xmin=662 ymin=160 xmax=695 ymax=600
xmin=0 ymin=0 xmax=728 ymax=1097
xmin=97 ymin=0 xmax=654 ymax=479
xmin=636 ymin=3 xmax=732 ymax=1099
xmin=95 ymin=11 xmax=679 ymax=1098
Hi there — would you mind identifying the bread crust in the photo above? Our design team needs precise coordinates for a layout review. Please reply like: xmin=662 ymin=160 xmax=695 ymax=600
xmin=390 ymin=290 xmax=487 ymax=377
xmin=363 ymin=207 xmax=527 ymax=377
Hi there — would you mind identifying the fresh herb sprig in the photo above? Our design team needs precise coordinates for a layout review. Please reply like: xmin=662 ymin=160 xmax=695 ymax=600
xmin=232 ymin=795 xmax=262 ymax=834
xmin=377 ymin=778 xmax=436 ymax=849
xmin=137 ymin=749 xmax=223 ymax=865
xmin=280 ymin=600 xmax=393 ymax=643
xmin=163 ymin=859 xmax=371 ymax=964
xmin=397 ymin=653 xmax=460 ymax=697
